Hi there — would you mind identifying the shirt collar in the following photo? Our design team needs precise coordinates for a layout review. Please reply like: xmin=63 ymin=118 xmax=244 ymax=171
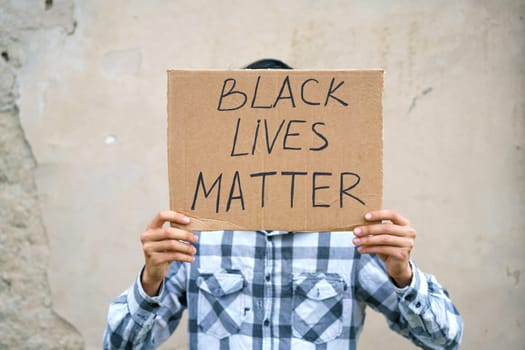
xmin=260 ymin=230 xmax=290 ymax=237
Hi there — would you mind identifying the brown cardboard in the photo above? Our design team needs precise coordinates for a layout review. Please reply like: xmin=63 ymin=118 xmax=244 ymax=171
xmin=167 ymin=70 xmax=383 ymax=232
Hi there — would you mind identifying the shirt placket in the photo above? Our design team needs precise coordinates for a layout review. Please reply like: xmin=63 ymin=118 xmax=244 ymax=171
xmin=262 ymin=234 xmax=274 ymax=350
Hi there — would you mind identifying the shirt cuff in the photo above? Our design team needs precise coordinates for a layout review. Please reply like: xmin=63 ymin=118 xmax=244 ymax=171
xmin=126 ymin=267 xmax=165 ymax=327
xmin=392 ymin=260 xmax=429 ymax=315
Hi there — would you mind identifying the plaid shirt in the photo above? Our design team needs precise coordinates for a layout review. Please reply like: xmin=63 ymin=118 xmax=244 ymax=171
xmin=104 ymin=230 xmax=463 ymax=349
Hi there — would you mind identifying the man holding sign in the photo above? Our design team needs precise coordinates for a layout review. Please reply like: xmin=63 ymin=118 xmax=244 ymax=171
xmin=104 ymin=59 xmax=463 ymax=349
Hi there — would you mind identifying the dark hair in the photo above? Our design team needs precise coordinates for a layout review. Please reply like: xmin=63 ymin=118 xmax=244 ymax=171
xmin=244 ymin=58 xmax=292 ymax=70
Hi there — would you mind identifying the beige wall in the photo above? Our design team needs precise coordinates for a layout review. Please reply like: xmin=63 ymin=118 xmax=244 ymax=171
xmin=5 ymin=0 xmax=524 ymax=349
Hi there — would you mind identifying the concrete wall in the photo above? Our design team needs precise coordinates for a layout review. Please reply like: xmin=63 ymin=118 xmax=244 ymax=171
xmin=1 ymin=0 xmax=523 ymax=349
xmin=0 ymin=1 xmax=84 ymax=349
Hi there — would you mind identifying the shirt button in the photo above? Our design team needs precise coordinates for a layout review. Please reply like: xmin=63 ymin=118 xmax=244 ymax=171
xmin=265 ymin=274 xmax=271 ymax=282
xmin=264 ymin=319 xmax=270 ymax=327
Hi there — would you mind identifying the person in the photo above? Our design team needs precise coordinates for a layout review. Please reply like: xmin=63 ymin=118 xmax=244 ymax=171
xmin=103 ymin=59 xmax=463 ymax=350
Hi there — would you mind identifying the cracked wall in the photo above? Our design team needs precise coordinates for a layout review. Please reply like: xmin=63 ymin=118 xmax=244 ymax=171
xmin=1 ymin=1 xmax=524 ymax=349
xmin=0 ymin=0 xmax=83 ymax=349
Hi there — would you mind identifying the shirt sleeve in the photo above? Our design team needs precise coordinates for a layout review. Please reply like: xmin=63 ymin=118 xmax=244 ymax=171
xmin=356 ymin=253 xmax=463 ymax=350
xmin=103 ymin=262 xmax=188 ymax=349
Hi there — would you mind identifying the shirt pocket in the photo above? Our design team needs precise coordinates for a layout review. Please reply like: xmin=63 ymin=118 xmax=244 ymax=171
xmin=196 ymin=270 xmax=246 ymax=339
xmin=292 ymin=272 xmax=346 ymax=344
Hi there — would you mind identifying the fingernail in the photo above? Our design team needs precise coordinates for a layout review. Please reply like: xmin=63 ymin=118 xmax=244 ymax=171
xmin=357 ymin=246 xmax=363 ymax=252
xmin=354 ymin=228 xmax=362 ymax=235
xmin=365 ymin=213 xmax=372 ymax=220
xmin=193 ymin=234 xmax=199 ymax=242
xmin=192 ymin=247 xmax=197 ymax=254
xmin=353 ymin=238 xmax=361 ymax=245
xmin=182 ymin=216 xmax=191 ymax=223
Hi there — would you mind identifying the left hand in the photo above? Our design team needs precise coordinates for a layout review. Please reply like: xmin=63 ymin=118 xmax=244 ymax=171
xmin=352 ymin=209 xmax=416 ymax=287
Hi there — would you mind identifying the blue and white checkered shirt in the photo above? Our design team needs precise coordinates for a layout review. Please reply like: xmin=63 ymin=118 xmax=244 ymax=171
xmin=104 ymin=230 xmax=463 ymax=349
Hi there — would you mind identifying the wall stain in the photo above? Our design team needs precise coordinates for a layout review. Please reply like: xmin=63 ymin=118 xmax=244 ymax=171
xmin=408 ymin=87 xmax=433 ymax=114
xmin=506 ymin=266 xmax=521 ymax=286
xmin=1 ymin=51 xmax=9 ymax=62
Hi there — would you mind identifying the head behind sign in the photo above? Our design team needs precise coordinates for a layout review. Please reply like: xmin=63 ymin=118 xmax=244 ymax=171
xmin=244 ymin=58 xmax=292 ymax=70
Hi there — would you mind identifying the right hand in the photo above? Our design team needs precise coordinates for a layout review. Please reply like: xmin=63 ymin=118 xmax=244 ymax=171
xmin=140 ymin=210 xmax=198 ymax=296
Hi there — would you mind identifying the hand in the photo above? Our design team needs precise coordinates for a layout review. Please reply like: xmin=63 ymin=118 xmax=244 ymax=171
xmin=140 ymin=210 xmax=198 ymax=296
xmin=352 ymin=209 xmax=416 ymax=287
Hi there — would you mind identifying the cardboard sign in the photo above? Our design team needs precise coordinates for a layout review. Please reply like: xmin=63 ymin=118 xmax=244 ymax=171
xmin=167 ymin=70 xmax=383 ymax=232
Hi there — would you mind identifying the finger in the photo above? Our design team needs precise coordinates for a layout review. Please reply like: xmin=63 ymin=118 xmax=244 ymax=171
xmin=365 ymin=209 xmax=410 ymax=226
xmin=144 ymin=239 xmax=197 ymax=256
xmin=357 ymin=245 xmax=411 ymax=261
xmin=141 ymin=227 xmax=198 ymax=243
xmin=353 ymin=223 xmax=415 ymax=238
xmin=353 ymin=234 xmax=414 ymax=249
xmin=148 ymin=251 xmax=195 ymax=265
xmin=148 ymin=210 xmax=190 ymax=229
